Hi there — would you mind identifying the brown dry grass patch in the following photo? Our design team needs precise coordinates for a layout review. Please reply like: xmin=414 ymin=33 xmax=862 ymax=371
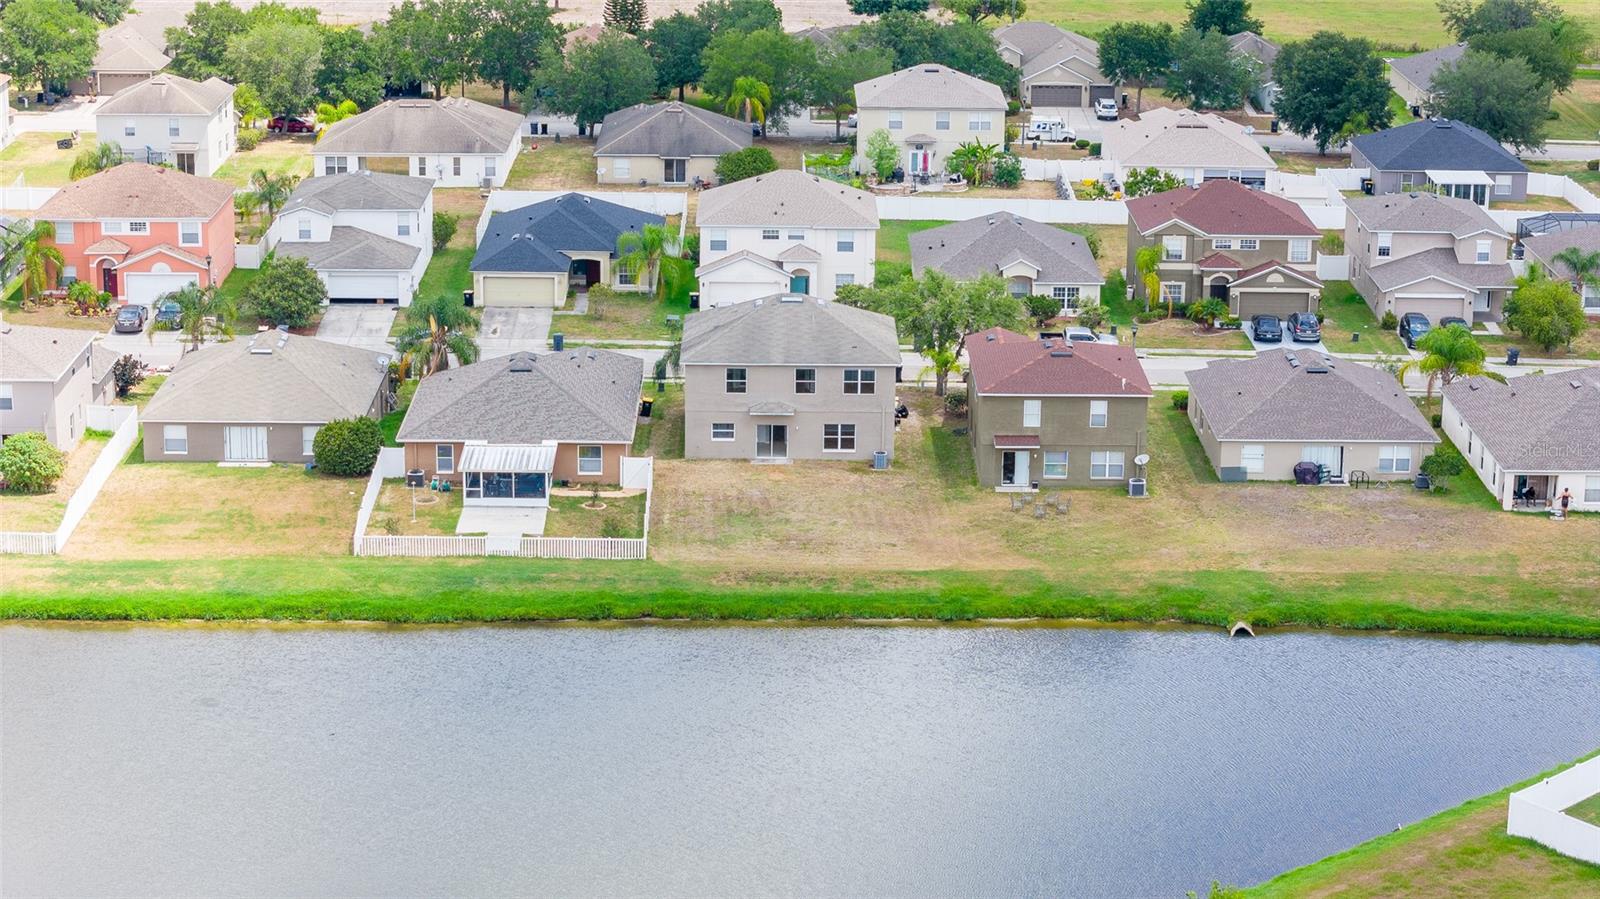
xmin=0 ymin=435 xmax=108 ymax=532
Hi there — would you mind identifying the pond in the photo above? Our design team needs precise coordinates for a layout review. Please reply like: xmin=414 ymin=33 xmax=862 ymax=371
xmin=3 ymin=622 xmax=1597 ymax=897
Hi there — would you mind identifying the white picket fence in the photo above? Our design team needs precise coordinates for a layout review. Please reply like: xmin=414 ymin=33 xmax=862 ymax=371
xmin=1507 ymin=755 xmax=1600 ymax=864
xmin=0 ymin=407 xmax=138 ymax=555
xmin=476 ymin=191 xmax=689 ymax=244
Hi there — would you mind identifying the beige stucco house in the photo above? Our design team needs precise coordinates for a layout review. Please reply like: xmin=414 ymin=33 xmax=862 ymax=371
xmin=853 ymin=64 xmax=1008 ymax=180
xmin=1387 ymin=43 xmax=1467 ymax=114
xmin=993 ymin=21 xmax=1115 ymax=109
xmin=1344 ymin=192 xmax=1513 ymax=323
xmin=910 ymin=212 xmax=1103 ymax=315
xmin=1443 ymin=368 xmax=1600 ymax=511
xmin=0 ymin=324 xmax=114 ymax=450
xmin=314 ymin=98 xmax=523 ymax=189
xmin=94 ymin=73 xmax=236 ymax=177
xmin=470 ymin=194 xmax=662 ymax=308
xmin=595 ymin=101 xmax=750 ymax=186
xmin=1100 ymin=107 xmax=1275 ymax=186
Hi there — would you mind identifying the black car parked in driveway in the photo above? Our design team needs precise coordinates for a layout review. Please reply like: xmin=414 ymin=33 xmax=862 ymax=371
xmin=1285 ymin=311 xmax=1321 ymax=342
xmin=113 ymin=304 xmax=148 ymax=334
xmin=1251 ymin=314 xmax=1283 ymax=342
xmin=1398 ymin=312 xmax=1431 ymax=348
xmin=1438 ymin=316 xmax=1468 ymax=331
xmin=152 ymin=300 xmax=181 ymax=329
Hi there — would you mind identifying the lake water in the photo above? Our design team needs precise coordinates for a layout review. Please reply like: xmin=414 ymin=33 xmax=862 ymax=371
xmin=3 ymin=623 xmax=1598 ymax=897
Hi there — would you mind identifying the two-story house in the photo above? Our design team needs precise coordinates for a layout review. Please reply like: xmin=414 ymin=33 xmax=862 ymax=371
xmin=993 ymin=21 xmax=1115 ymax=111
xmin=93 ymin=74 xmax=235 ymax=176
xmin=680 ymin=293 xmax=901 ymax=462
xmin=314 ymin=98 xmax=523 ymax=188
xmin=853 ymin=64 xmax=1008 ymax=180
xmin=0 ymin=324 xmax=115 ymax=450
xmin=694 ymin=170 xmax=879 ymax=306
xmin=965 ymin=327 xmax=1152 ymax=490
xmin=267 ymin=171 xmax=435 ymax=306
xmin=1100 ymin=107 xmax=1276 ymax=188
xmin=1345 ymin=192 xmax=1513 ymax=323
xmin=910 ymin=212 xmax=1104 ymax=315
xmin=38 ymin=163 xmax=236 ymax=306
xmin=1350 ymin=118 xmax=1528 ymax=206
xmin=1126 ymin=180 xmax=1323 ymax=318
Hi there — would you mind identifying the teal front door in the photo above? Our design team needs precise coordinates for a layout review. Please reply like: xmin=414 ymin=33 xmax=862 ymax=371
xmin=790 ymin=274 xmax=810 ymax=294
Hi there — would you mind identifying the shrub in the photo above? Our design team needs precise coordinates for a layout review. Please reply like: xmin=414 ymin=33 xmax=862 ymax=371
xmin=432 ymin=212 xmax=459 ymax=252
xmin=243 ymin=256 xmax=327 ymax=328
xmin=1421 ymin=445 xmax=1467 ymax=479
xmin=1134 ymin=310 xmax=1163 ymax=323
xmin=991 ymin=153 xmax=1022 ymax=188
xmin=1320 ymin=232 xmax=1344 ymax=254
xmin=66 ymin=280 xmax=110 ymax=316
xmin=873 ymin=261 xmax=912 ymax=287
xmin=944 ymin=389 xmax=968 ymax=415
xmin=1006 ymin=99 xmax=1020 ymax=116
xmin=313 ymin=417 xmax=382 ymax=476
xmin=1074 ymin=138 xmax=1090 ymax=149
xmin=714 ymin=146 xmax=778 ymax=184
xmin=1076 ymin=303 xmax=1108 ymax=330
xmin=1025 ymin=292 xmax=1060 ymax=324
xmin=1504 ymin=279 xmax=1587 ymax=351
xmin=1430 ymin=412 xmax=1443 ymax=428
xmin=236 ymin=128 xmax=264 ymax=151
xmin=1088 ymin=141 xmax=1101 ymax=156
xmin=1379 ymin=310 xmax=1398 ymax=331
xmin=0 ymin=432 xmax=67 ymax=493
xmin=1589 ymin=159 xmax=1599 ymax=172
xmin=1170 ymin=390 xmax=1189 ymax=410
xmin=682 ymin=232 xmax=700 ymax=264
xmin=111 ymin=354 xmax=144 ymax=397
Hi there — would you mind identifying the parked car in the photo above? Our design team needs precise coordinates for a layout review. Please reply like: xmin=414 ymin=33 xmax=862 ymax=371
xmin=1094 ymin=98 xmax=1119 ymax=121
xmin=1026 ymin=117 xmax=1075 ymax=143
xmin=1064 ymin=326 xmax=1098 ymax=342
xmin=1285 ymin=311 xmax=1321 ymax=343
xmin=846 ymin=113 xmax=858 ymax=128
xmin=1438 ymin=316 xmax=1468 ymax=331
xmin=114 ymin=304 xmax=148 ymax=333
xmin=152 ymin=300 xmax=182 ymax=329
xmin=1398 ymin=312 xmax=1431 ymax=348
xmin=269 ymin=115 xmax=315 ymax=134
xmin=1251 ymin=314 xmax=1283 ymax=342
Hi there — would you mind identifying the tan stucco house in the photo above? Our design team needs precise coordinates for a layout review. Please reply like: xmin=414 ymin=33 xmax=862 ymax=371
xmin=1344 ymin=192 xmax=1513 ymax=323
xmin=1387 ymin=43 xmax=1467 ymax=114
xmin=911 ymin=212 xmax=1103 ymax=315
xmin=853 ymin=64 xmax=1008 ymax=180
xmin=470 ymin=193 xmax=663 ymax=308
xmin=0 ymin=324 xmax=114 ymax=450
xmin=1443 ymin=368 xmax=1600 ymax=512
xmin=993 ymin=21 xmax=1115 ymax=110
xmin=595 ymin=101 xmax=750 ymax=187
xmin=1100 ymin=107 xmax=1275 ymax=186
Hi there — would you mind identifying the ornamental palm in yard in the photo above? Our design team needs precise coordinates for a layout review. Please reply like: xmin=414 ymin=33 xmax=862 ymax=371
xmin=395 ymin=293 xmax=479 ymax=377
xmin=159 ymin=282 xmax=238 ymax=353
xmin=3 ymin=219 xmax=65 ymax=305
xmin=1552 ymin=246 xmax=1600 ymax=297
xmin=617 ymin=223 xmax=673 ymax=299
xmin=724 ymin=76 xmax=769 ymax=126
xmin=1396 ymin=322 xmax=1499 ymax=406
xmin=1134 ymin=244 xmax=1163 ymax=313
xmin=250 ymin=169 xmax=300 ymax=219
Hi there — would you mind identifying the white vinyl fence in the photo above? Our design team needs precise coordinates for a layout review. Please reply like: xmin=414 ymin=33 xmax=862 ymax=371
xmin=477 ymin=191 xmax=688 ymax=244
xmin=0 ymin=407 xmax=138 ymax=555
xmin=1316 ymin=254 xmax=1351 ymax=280
xmin=878 ymin=195 xmax=1129 ymax=224
xmin=1021 ymin=157 xmax=1114 ymax=183
xmin=0 ymin=174 xmax=58 ymax=211
xmin=235 ymin=237 xmax=269 ymax=269
xmin=1507 ymin=755 xmax=1600 ymax=864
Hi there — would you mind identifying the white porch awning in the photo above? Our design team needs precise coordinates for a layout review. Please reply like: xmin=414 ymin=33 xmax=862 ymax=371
xmin=1424 ymin=169 xmax=1493 ymax=186
xmin=460 ymin=443 xmax=556 ymax=473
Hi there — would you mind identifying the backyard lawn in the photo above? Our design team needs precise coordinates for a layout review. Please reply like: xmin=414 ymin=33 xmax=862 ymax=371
xmin=212 ymin=134 xmax=314 ymax=188
xmin=1549 ymin=71 xmax=1600 ymax=142
xmin=505 ymin=138 xmax=598 ymax=189
xmin=877 ymin=220 xmax=1125 ymax=280
xmin=1564 ymin=791 xmax=1600 ymax=827
xmin=0 ymin=132 xmax=95 ymax=186
xmin=631 ymin=384 xmax=683 ymax=459
xmin=0 ymin=434 xmax=108 ymax=532
xmin=1319 ymin=280 xmax=1406 ymax=354
xmin=367 ymin=480 xmax=462 ymax=536
xmin=545 ymin=492 xmax=647 ymax=538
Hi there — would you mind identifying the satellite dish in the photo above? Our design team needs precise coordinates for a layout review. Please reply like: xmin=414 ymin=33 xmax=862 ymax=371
xmin=1134 ymin=453 xmax=1151 ymax=466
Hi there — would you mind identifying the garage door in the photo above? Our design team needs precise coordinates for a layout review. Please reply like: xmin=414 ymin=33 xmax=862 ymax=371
xmin=1090 ymin=84 xmax=1115 ymax=102
xmin=480 ymin=275 xmax=558 ymax=307
xmin=124 ymin=272 xmax=199 ymax=306
xmin=1030 ymin=85 xmax=1082 ymax=108
xmin=1394 ymin=296 xmax=1466 ymax=322
xmin=326 ymin=273 xmax=401 ymax=303
xmin=98 ymin=73 xmax=148 ymax=95
xmin=1235 ymin=290 xmax=1312 ymax=318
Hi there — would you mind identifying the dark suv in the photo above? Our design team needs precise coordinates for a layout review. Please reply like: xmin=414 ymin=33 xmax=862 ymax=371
xmin=1398 ymin=312 xmax=1431 ymax=348
xmin=1251 ymin=314 xmax=1283 ymax=343
xmin=1285 ymin=311 xmax=1321 ymax=342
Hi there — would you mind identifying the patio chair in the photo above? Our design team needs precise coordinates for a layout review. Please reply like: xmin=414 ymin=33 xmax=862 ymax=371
xmin=1011 ymin=493 xmax=1027 ymax=512
xmin=1034 ymin=502 xmax=1047 ymax=519
xmin=1057 ymin=498 xmax=1071 ymax=518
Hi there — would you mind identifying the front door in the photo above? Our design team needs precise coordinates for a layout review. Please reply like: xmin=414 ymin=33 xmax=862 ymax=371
xmin=102 ymin=265 xmax=117 ymax=295
xmin=1210 ymin=279 xmax=1230 ymax=300
xmin=1001 ymin=450 xmax=1030 ymax=486
xmin=756 ymin=424 xmax=788 ymax=459
xmin=223 ymin=426 xmax=269 ymax=462
xmin=789 ymin=273 xmax=810 ymax=294
xmin=176 ymin=152 xmax=196 ymax=175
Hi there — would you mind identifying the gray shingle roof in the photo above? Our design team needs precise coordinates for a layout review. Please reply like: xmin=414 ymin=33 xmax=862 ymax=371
xmin=280 ymin=172 xmax=433 ymax=217
xmin=275 ymin=227 xmax=421 ymax=272
xmin=1351 ymin=118 xmax=1524 ymax=174
xmin=1227 ymin=32 xmax=1279 ymax=79
xmin=854 ymin=63 xmax=1007 ymax=110
xmin=595 ymin=102 xmax=750 ymax=158
xmin=993 ymin=21 xmax=1074 ymax=61
xmin=680 ymin=294 xmax=900 ymax=366
xmin=97 ymin=74 xmax=232 ymax=116
xmin=1365 ymin=247 xmax=1513 ymax=292
xmin=1019 ymin=33 xmax=1103 ymax=80
xmin=696 ymin=170 xmax=878 ymax=229
xmin=142 ymin=332 xmax=389 ymax=424
xmin=395 ymin=350 xmax=643 ymax=444
xmin=1443 ymin=368 xmax=1600 ymax=471
xmin=1188 ymin=349 xmax=1438 ymax=443
xmin=471 ymin=193 xmax=663 ymax=274
xmin=1101 ymin=107 xmax=1275 ymax=170
xmin=92 ymin=17 xmax=172 ymax=73
xmin=0 ymin=324 xmax=94 ymax=381
xmin=1387 ymin=42 xmax=1468 ymax=92
xmin=1520 ymin=225 xmax=1600 ymax=279
xmin=1345 ymin=191 xmax=1505 ymax=238
xmin=910 ymin=212 xmax=1103 ymax=285
xmin=316 ymin=98 xmax=523 ymax=156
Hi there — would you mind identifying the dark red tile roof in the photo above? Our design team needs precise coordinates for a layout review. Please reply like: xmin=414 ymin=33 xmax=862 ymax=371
xmin=1197 ymin=252 xmax=1241 ymax=269
xmin=966 ymin=327 xmax=1152 ymax=397
xmin=1126 ymin=180 xmax=1320 ymax=238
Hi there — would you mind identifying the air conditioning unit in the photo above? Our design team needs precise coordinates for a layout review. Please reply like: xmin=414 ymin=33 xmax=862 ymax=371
xmin=1127 ymin=477 xmax=1147 ymax=498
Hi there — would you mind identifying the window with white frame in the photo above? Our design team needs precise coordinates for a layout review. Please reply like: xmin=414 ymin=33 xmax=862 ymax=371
xmin=1289 ymin=239 xmax=1312 ymax=263
xmin=326 ymin=156 xmax=349 ymax=175
xmin=888 ymin=110 xmax=903 ymax=129
xmin=614 ymin=159 xmax=631 ymax=179
xmin=794 ymin=368 xmax=816 ymax=394
xmin=1212 ymin=238 xmax=1234 ymax=250
xmin=711 ymin=422 xmax=735 ymax=441
xmin=1377 ymin=232 xmax=1392 ymax=257
xmin=103 ymin=221 xmax=124 ymax=234
xmin=969 ymin=112 xmax=992 ymax=131
xmin=1162 ymin=235 xmax=1185 ymax=261
xmin=417 ymin=156 xmax=427 ymax=176
xmin=1161 ymin=282 xmax=1185 ymax=304
xmin=1052 ymin=286 xmax=1067 ymax=300
xmin=55 ymin=221 xmax=74 ymax=244
xmin=63 ymin=265 xmax=77 ymax=283
xmin=1586 ymin=475 xmax=1600 ymax=503
xmin=436 ymin=443 xmax=454 ymax=474
xmin=823 ymin=423 xmax=856 ymax=452
xmin=843 ymin=369 xmax=875 ymax=394
xmin=787 ymin=228 xmax=806 ymax=241
xmin=1090 ymin=451 xmax=1125 ymax=479
xmin=452 ymin=157 xmax=462 ymax=177
xmin=616 ymin=266 xmax=636 ymax=285
xmin=1238 ymin=238 xmax=1258 ymax=251
xmin=128 ymin=221 xmax=149 ymax=234
xmin=578 ymin=445 xmax=603 ymax=475
xmin=1089 ymin=400 xmax=1108 ymax=428
xmin=302 ymin=426 xmax=319 ymax=456
xmin=935 ymin=111 xmax=950 ymax=130
xmin=1475 ymin=240 xmax=1491 ymax=263
xmin=163 ymin=425 xmax=188 ymax=454
xmin=835 ymin=272 xmax=855 ymax=288
xmin=1022 ymin=399 xmax=1041 ymax=427
xmin=0 ymin=384 xmax=11 ymax=410
xmin=1043 ymin=451 xmax=1068 ymax=478
xmin=123 ymin=120 xmax=136 ymax=136
xmin=297 ymin=218 xmax=311 ymax=240
xmin=180 ymin=221 xmax=202 ymax=246
xmin=708 ymin=229 xmax=727 ymax=251
xmin=1494 ymin=174 xmax=1512 ymax=196
xmin=168 ymin=118 xmax=180 ymax=137
xmin=1400 ymin=173 xmax=1414 ymax=190
xmin=726 ymin=367 xmax=747 ymax=393
xmin=1240 ymin=444 xmax=1265 ymax=472
xmin=1378 ymin=445 xmax=1412 ymax=473
xmin=397 ymin=213 xmax=411 ymax=237
xmin=762 ymin=229 xmax=779 ymax=240
xmin=837 ymin=231 xmax=855 ymax=252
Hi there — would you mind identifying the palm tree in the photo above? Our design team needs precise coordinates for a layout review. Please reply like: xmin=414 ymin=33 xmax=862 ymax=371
xmin=1187 ymin=297 xmax=1229 ymax=330
xmin=157 ymin=282 xmax=238 ymax=353
xmin=1134 ymin=245 xmax=1163 ymax=314
xmin=394 ymin=294 xmax=480 ymax=377
xmin=1552 ymin=246 xmax=1600 ymax=300
xmin=1396 ymin=321 xmax=1501 ymax=408
xmin=724 ymin=77 xmax=770 ymax=127
xmin=6 ymin=220 xmax=65 ymax=305
xmin=948 ymin=140 xmax=1000 ymax=186
xmin=69 ymin=141 xmax=124 ymax=180
xmin=250 ymin=169 xmax=300 ymax=219
xmin=617 ymin=223 xmax=673 ymax=299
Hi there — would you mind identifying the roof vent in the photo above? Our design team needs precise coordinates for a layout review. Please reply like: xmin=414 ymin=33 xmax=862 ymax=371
xmin=985 ymin=333 xmax=996 ymax=341
xmin=249 ymin=344 xmax=272 ymax=355
xmin=1049 ymin=349 xmax=1072 ymax=358
xmin=1306 ymin=365 xmax=1329 ymax=374
xmin=509 ymin=354 xmax=534 ymax=372
xmin=1572 ymin=379 xmax=1583 ymax=389
xmin=1435 ymin=118 xmax=1452 ymax=128
xmin=1287 ymin=356 xmax=1300 ymax=368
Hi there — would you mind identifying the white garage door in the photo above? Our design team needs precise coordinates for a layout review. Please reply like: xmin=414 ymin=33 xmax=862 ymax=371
xmin=326 ymin=272 xmax=401 ymax=302
xmin=124 ymin=272 xmax=199 ymax=306
xmin=1394 ymin=296 xmax=1465 ymax=322
xmin=223 ymin=426 xmax=269 ymax=462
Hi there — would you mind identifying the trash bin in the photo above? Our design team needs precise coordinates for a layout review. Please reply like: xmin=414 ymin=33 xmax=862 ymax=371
xmin=462 ymin=289 xmax=474 ymax=307
xmin=1506 ymin=346 xmax=1520 ymax=365
xmin=1414 ymin=473 xmax=1432 ymax=491
xmin=552 ymin=332 xmax=564 ymax=351
xmin=689 ymin=291 xmax=701 ymax=310
xmin=1270 ymin=118 xmax=1280 ymax=134
xmin=1351 ymin=332 xmax=1360 ymax=343
xmin=639 ymin=397 xmax=654 ymax=418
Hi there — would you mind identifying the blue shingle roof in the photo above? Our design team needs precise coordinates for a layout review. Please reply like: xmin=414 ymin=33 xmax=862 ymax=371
xmin=471 ymin=193 xmax=665 ymax=274
xmin=1351 ymin=118 xmax=1525 ymax=175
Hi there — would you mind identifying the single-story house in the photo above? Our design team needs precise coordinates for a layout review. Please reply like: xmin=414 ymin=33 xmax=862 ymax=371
xmin=1099 ymin=107 xmax=1276 ymax=187
xmin=910 ymin=212 xmax=1104 ymax=315
xmin=994 ymin=21 xmax=1115 ymax=110
xmin=140 ymin=329 xmax=392 ymax=463
xmin=1443 ymin=368 xmax=1600 ymax=511
xmin=594 ymin=101 xmax=750 ymax=187
xmin=313 ymin=98 xmax=524 ymax=188
xmin=1187 ymin=349 xmax=1439 ymax=482
xmin=269 ymin=171 xmax=435 ymax=306
xmin=1387 ymin=43 xmax=1467 ymax=114
xmin=1519 ymin=225 xmax=1600 ymax=313
xmin=470 ymin=193 xmax=663 ymax=307
xmin=1227 ymin=32 xmax=1280 ymax=113
xmin=0 ymin=324 xmax=112 ymax=450
xmin=1350 ymin=118 xmax=1528 ymax=205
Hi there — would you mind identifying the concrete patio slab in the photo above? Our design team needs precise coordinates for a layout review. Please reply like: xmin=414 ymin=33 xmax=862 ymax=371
xmin=457 ymin=506 xmax=547 ymax=537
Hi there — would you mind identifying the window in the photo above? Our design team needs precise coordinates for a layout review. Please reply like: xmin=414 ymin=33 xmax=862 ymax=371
xmin=837 ymin=231 xmax=855 ymax=252
xmin=1022 ymin=399 xmax=1041 ymax=427
xmin=762 ymin=229 xmax=780 ymax=241
xmin=711 ymin=422 xmax=735 ymax=441
xmin=436 ymin=444 xmax=455 ymax=474
xmin=1377 ymin=232 xmax=1392 ymax=257
xmin=1235 ymin=238 xmax=1257 ymax=251
xmin=1586 ymin=476 xmax=1600 ymax=503
xmin=1212 ymin=238 xmax=1234 ymax=250
xmin=452 ymin=157 xmax=462 ymax=177
xmin=616 ymin=266 xmax=636 ymax=286
xmin=1494 ymin=174 xmax=1512 ymax=196
xmin=726 ymin=367 xmax=747 ymax=393
xmin=1090 ymin=451 xmax=1125 ymax=479
xmin=123 ymin=119 xmax=136 ymax=137
xmin=485 ymin=157 xmax=496 ymax=178
xmin=55 ymin=221 xmax=74 ymax=244
xmin=794 ymin=368 xmax=816 ymax=394
xmin=162 ymin=425 xmax=188 ymax=454
xmin=63 ymin=265 xmax=77 ymax=283
xmin=843 ymin=369 xmax=875 ymax=394
xmin=180 ymin=221 xmax=201 ymax=246
xmin=935 ymin=111 xmax=950 ymax=131
xmin=835 ymin=273 xmax=855 ymax=288
xmin=1475 ymin=240 xmax=1491 ymax=263
xmin=1055 ymin=286 xmax=1081 ymax=308
xmin=168 ymin=118 xmax=180 ymax=137
xmin=969 ymin=112 xmax=992 ymax=131
xmin=1162 ymin=235 xmax=1185 ymax=261
xmin=1237 ymin=444 xmax=1265 ymax=473
xmin=1289 ymin=239 xmax=1312 ymax=263
xmin=326 ymin=156 xmax=348 ymax=175
xmin=0 ymin=385 xmax=11 ymax=410
xmin=103 ymin=221 xmax=124 ymax=234
xmin=396 ymin=213 xmax=411 ymax=237
xmin=1160 ymin=282 xmax=1185 ymax=305
xmin=417 ymin=156 xmax=427 ymax=176
xmin=787 ymin=228 xmax=806 ymax=241
xmin=888 ymin=110 xmax=903 ymax=129
xmin=578 ymin=445 xmax=603 ymax=475
xmin=302 ymin=426 xmax=319 ymax=456
xmin=1052 ymin=286 xmax=1067 ymax=300
xmin=707 ymin=229 xmax=727 ymax=252
xmin=1400 ymin=174 xmax=1414 ymax=191
xmin=1043 ymin=451 xmax=1069 ymax=479
xmin=1378 ymin=445 xmax=1412 ymax=473
xmin=823 ymin=423 xmax=856 ymax=452
xmin=127 ymin=221 xmax=149 ymax=234
xmin=297 ymin=218 xmax=311 ymax=240
xmin=614 ymin=159 xmax=631 ymax=179
xmin=1089 ymin=400 xmax=1108 ymax=428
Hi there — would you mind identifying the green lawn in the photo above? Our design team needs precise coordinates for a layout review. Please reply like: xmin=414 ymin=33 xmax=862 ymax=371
xmin=216 ymin=267 xmax=260 ymax=308
xmin=876 ymin=219 xmax=951 ymax=267
xmin=557 ymin=257 xmax=694 ymax=342
xmin=545 ymin=492 xmax=648 ymax=538
xmin=0 ymin=132 xmax=95 ymax=186
xmin=380 ymin=380 xmax=418 ymax=447
xmin=1549 ymin=73 xmax=1600 ymax=142
xmin=418 ymin=246 xmax=474 ymax=306
xmin=1473 ymin=328 xmax=1600 ymax=361
xmin=631 ymin=384 xmax=684 ymax=459
xmin=1564 ymin=791 xmax=1600 ymax=826
xmin=1319 ymin=280 xmax=1406 ymax=354
xmin=211 ymin=134 xmax=315 ymax=188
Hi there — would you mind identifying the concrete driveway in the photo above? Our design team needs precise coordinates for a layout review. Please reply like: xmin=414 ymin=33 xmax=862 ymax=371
xmin=1247 ymin=328 xmax=1329 ymax=355
xmin=479 ymin=307 xmax=552 ymax=358
xmin=1030 ymin=107 xmax=1110 ymax=142
xmin=98 ymin=325 xmax=188 ymax=369
xmin=316 ymin=305 xmax=397 ymax=355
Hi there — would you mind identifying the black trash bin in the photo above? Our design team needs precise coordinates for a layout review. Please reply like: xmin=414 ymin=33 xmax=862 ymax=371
xmin=462 ymin=289 xmax=474 ymax=307
xmin=552 ymin=332 xmax=564 ymax=351
xmin=1506 ymin=347 xmax=1520 ymax=365
xmin=639 ymin=397 xmax=654 ymax=418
